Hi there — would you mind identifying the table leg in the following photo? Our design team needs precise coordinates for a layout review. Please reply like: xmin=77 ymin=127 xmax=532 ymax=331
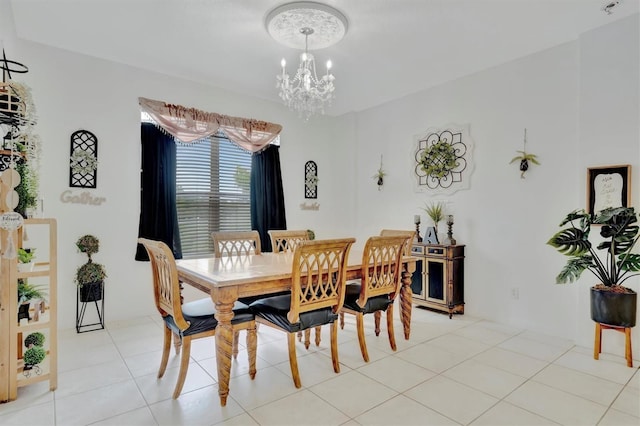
xmin=399 ymin=262 xmax=415 ymax=340
xmin=212 ymin=287 xmax=237 ymax=406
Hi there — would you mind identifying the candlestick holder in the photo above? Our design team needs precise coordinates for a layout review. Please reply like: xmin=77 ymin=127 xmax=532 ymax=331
xmin=414 ymin=215 xmax=423 ymax=242
xmin=445 ymin=215 xmax=456 ymax=245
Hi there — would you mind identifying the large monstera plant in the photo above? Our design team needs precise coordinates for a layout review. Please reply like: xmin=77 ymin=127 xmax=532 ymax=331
xmin=547 ymin=206 xmax=640 ymax=290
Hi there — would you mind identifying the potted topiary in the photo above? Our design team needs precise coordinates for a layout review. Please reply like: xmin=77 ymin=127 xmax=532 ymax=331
xmin=23 ymin=331 xmax=46 ymax=374
xmin=75 ymin=235 xmax=107 ymax=302
xmin=24 ymin=331 xmax=45 ymax=348
xmin=547 ymin=206 xmax=639 ymax=329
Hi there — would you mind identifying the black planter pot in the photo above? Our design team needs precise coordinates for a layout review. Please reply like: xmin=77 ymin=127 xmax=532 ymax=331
xmin=590 ymin=287 xmax=637 ymax=327
xmin=79 ymin=281 xmax=103 ymax=303
xmin=18 ymin=303 xmax=30 ymax=321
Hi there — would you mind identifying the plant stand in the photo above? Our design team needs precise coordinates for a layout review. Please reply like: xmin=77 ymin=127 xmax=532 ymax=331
xmin=76 ymin=284 xmax=104 ymax=333
xmin=594 ymin=322 xmax=633 ymax=367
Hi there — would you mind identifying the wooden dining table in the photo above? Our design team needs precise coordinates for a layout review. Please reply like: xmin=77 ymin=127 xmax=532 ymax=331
xmin=176 ymin=250 xmax=417 ymax=406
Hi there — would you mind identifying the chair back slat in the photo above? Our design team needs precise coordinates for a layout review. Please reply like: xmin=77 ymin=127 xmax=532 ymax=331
xmin=269 ymin=230 xmax=309 ymax=253
xmin=287 ymin=238 xmax=355 ymax=324
xmin=380 ymin=229 xmax=415 ymax=256
xmin=138 ymin=238 xmax=189 ymax=331
xmin=358 ymin=236 xmax=407 ymax=308
xmin=212 ymin=231 xmax=262 ymax=257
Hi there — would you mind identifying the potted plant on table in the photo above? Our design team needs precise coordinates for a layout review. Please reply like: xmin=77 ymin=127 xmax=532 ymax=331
xmin=547 ymin=206 xmax=639 ymax=329
xmin=75 ymin=235 xmax=107 ymax=302
xmin=422 ymin=201 xmax=445 ymax=243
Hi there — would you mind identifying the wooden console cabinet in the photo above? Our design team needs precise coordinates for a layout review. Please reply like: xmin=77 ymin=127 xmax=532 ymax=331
xmin=410 ymin=243 xmax=464 ymax=318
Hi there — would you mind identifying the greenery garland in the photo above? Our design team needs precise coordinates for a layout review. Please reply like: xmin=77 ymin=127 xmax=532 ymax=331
xmin=70 ymin=150 xmax=98 ymax=175
xmin=420 ymin=140 xmax=458 ymax=179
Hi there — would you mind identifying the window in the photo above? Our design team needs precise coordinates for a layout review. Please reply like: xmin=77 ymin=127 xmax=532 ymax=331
xmin=176 ymin=134 xmax=252 ymax=258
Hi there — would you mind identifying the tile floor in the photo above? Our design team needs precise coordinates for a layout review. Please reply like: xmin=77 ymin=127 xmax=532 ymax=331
xmin=0 ymin=304 xmax=638 ymax=426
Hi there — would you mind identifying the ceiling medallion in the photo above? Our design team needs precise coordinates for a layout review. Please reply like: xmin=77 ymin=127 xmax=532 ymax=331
xmin=266 ymin=2 xmax=348 ymax=120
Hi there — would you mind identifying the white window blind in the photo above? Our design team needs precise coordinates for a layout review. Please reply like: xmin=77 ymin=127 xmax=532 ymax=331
xmin=176 ymin=134 xmax=252 ymax=258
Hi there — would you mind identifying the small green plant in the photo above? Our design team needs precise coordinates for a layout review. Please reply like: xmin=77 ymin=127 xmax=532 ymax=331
xmin=23 ymin=346 xmax=46 ymax=366
xmin=24 ymin=332 xmax=45 ymax=348
xmin=17 ymin=248 xmax=35 ymax=264
xmin=18 ymin=279 xmax=47 ymax=304
xmin=422 ymin=201 xmax=445 ymax=231
xmin=307 ymin=229 xmax=315 ymax=240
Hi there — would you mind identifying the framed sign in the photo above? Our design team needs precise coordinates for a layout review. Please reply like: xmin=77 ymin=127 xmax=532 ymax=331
xmin=587 ymin=164 xmax=631 ymax=215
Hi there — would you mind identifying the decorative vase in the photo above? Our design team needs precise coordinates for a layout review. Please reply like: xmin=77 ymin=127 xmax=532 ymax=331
xmin=79 ymin=281 xmax=103 ymax=303
xmin=590 ymin=286 xmax=637 ymax=327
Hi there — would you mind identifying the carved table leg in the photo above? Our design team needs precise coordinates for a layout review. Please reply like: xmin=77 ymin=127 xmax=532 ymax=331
xmin=212 ymin=287 xmax=237 ymax=406
xmin=399 ymin=263 xmax=415 ymax=340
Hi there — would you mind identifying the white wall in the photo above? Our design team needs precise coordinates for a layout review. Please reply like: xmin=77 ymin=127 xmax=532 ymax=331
xmin=352 ymin=41 xmax=581 ymax=338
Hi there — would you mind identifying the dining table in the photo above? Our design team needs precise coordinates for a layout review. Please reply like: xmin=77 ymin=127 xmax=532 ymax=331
xmin=176 ymin=249 xmax=418 ymax=406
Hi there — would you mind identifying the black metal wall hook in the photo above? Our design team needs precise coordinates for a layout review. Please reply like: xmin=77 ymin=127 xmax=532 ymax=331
xmin=1 ymin=49 xmax=29 ymax=82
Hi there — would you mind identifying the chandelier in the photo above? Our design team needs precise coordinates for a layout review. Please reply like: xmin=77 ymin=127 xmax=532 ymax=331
xmin=266 ymin=2 xmax=348 ymax=120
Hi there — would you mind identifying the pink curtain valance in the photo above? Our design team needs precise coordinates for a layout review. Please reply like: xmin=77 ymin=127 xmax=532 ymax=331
xmin=138 ymin=97 xmax=282 ymax=152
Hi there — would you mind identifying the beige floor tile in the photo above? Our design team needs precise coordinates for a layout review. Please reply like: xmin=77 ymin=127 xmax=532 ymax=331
xmin=149 ymin=385 xmax=245 ymax=426
xmin=553 ymin=348 xmax=638 ymax=385
xmin=273 ymin=350 xmax=350 ymax=387
xmin=498 ymin=335 xmax=571 ymax=362
xmin=470 ymin=401 xmax=557 ymax=425
xmin=598 ymin=408 xmax=640 ymax=426
xmin=226 ymin=365 xmax=299 ymax=411
xmin=248 ymin=389 xmax=350 ymax=425
xmin=91 ymin=407 xmax=159 ymax=426
xmin=309 ymin=370 xmax=398 ymax=418
xmin=354 ymin=394 xmax=459 ymax=425
xmin=532 ymin=363 xmax=623 ymax=405
xmin=0 ymin=381 xmax=52 ymax=416
xmin=442 ymin=358 xmax=527 ymax=398
xmin=55 ymin=380 xmax=147 ymax=425
xmin=611 ymin=385 xmax=640 ymax=418
xmin=396 ymin=342 xmax=467 ymax=373
xmin=405 ymin=375 xmax=498 ymax=425
xmin=428 ymin=333 xmax=492 ymax=358
xmin=453 ymin=323 xmax=515 ymax=346
xmin=472 ymin=346 xmax=549 ymax=378
xmin=0 ymin=400 xmax=54 ymax=426
xmin=505 ymin=381 xmax=607 ymax=425
xmin=357 ymin=355 xmax=436 ymax=392
xmin=134 ymin=362 xmax=216 ymax=404
xmin=56 ymin=359 xmax=132 ymax=398
xmin=213 ymin=412 xmax=259 ymax=426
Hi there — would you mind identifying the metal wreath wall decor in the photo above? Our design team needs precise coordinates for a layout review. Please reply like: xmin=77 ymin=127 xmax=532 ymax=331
xmin=412 ymin=123 xmax=474 ymax=195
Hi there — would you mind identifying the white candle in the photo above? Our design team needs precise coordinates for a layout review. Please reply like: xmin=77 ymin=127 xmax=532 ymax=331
xmin=19 ymin=318 xmax=28 ymax=327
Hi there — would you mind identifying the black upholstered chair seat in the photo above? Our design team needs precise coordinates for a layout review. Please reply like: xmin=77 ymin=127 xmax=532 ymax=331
xmin=343 ymin=283 xmax=393 ymax=314
xmin=164 ymin=299 xmax=254 ymax=337
xmin=249 ymin=295 xmax=338 ymax=332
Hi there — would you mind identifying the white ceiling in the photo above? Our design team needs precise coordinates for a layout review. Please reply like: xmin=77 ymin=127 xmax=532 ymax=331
xmin=7 ymin=0 xmax=639 ymax=116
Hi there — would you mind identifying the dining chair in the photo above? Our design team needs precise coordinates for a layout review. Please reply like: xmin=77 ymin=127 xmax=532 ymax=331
xmin=249 ymin=238 xmax=355 ymax=388
xmin=268 ymin=229 xmax=309 ymax=253
xmin=268 ymin=229 xmax=320 ymax=348
xmin=340 ymin=235 xmax=406 ymax=362
xmin=339 ymin=229 xmax=415 ymax=332
xmin=138 ymin=238 xmax=257 ymax=399
xmin=211 ymin=230 xmax=262 ymax=257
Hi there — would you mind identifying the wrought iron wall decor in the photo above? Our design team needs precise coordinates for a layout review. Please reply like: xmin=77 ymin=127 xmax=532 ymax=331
xmin=69 ymin=130 xmax=98 ymax=188
xmin=413 ymin=123 xmax=474 ymax=195
xmin=304 ymin=160 xmax=318 ymax=199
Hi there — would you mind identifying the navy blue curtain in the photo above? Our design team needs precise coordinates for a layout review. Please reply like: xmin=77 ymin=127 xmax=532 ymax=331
xmin=135 ymin=123 xmax=182 ymax=260
xmin=250 ymin=145 xmax=286 ymax=252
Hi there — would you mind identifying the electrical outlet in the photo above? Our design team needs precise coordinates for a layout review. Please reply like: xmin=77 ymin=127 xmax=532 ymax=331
xmin=511 ymin=288 xmax=520 ymax=300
